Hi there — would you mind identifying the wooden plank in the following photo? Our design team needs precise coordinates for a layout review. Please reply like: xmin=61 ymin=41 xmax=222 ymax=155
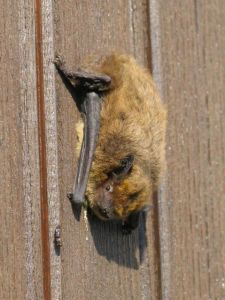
xmin=0 ymin=0 xmax=44 ymax=299
xmin=53 ymin=1 xmax=161 ymax=299
xmin=150 ymin=0 xmax=225 ymax=299
xmin=41 ymin=0 xmax=62 ymax=299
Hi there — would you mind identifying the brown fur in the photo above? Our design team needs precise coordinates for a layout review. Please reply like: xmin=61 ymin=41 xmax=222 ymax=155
xmin=77 ymin=54 xmax=167 ymax=220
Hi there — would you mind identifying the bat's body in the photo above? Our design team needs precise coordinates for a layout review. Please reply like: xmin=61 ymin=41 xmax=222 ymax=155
xmin=55 ymin=54 xmax=167 ymax=233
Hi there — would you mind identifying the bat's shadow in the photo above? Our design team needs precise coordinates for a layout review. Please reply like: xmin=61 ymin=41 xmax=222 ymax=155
xmin=87 ymin=208 xmax=148 ymax=269
xmin=71 ymin=202 xmax=148 ymax=269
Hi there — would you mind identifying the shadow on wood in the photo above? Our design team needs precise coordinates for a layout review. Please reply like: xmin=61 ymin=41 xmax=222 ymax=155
xmin=87 ymin=209 xmax=148 ymax=269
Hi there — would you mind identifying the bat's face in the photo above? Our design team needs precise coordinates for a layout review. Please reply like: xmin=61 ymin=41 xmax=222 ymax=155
xmin=86 ymin=155 xmax=151 ymax=221
xmin=90 ymin=179 xmax=148 ymax=221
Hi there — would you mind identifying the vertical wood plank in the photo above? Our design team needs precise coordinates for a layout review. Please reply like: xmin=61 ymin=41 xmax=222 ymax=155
xmin=42 ymin=0 xmax=62 ymax=299
xmin=149 ymin=0 xmax=225 ymax=299
xmin=0 ymin=0 xmax=44 ymax=299
xmin=53 ymin=1 xmax=161 ymax=299
xmin=35 ymin=0 xmax=52 ymax=298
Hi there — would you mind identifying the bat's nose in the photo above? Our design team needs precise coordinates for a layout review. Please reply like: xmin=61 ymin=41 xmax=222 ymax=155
xmin=98 ymin=207 xmax=110 ymax=219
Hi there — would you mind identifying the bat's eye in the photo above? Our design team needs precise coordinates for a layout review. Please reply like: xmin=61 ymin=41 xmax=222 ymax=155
xmin=105 ymin=185 xmax=113 ymax=192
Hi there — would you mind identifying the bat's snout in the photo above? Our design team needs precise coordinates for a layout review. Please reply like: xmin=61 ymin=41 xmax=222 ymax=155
xmin=93 ymin=204 xmax=116 ymax=220
xmin=96 ymin=206 xmax=111 ymax=220
xmin=92 ymin=179 xmax=116 ymax=220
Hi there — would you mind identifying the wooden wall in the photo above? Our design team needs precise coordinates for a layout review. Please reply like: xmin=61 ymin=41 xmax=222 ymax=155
xmin=0 ymin=1 xmax=224 ymax=299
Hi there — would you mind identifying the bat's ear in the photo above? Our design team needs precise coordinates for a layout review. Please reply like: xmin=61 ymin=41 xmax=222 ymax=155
xmin=112 ymin=155 xmax=134 ymax=181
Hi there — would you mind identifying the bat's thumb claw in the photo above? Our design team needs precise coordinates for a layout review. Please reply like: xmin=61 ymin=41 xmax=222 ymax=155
xmin=67 ymin=192 xmax=84 ymax=205
xmin=67 ymin=192 xmax=74 ymax=201
xmin=53 ymin=53 xmax=65 ymax=68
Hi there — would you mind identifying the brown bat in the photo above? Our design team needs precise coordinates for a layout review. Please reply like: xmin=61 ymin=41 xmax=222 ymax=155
xmin=54 ymin=54 xmax=167 ymax=234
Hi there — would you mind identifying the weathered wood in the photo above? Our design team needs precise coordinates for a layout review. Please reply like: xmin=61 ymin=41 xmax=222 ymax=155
xmin=53 ymin=1 xmax=161 ymax=299
xmin=41 ymin=0 xmax=62 ymax=299
xmin=150 ymin=0 xmax=225 ymax=299
xmin=2 ymin=0 xmax=225 ymax=299
xmin=0 ymin=0 xmax=44 ymax=299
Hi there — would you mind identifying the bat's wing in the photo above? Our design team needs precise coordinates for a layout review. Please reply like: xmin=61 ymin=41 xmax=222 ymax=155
xmin=54 ymin=55 xmax=111 ymax=92
xmin=54 ymin=55 xmax=111 ymax=204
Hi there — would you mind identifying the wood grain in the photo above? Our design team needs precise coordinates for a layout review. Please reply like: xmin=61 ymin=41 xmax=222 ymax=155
xmin=41 ymin=0 xmax=62 ymax=299
xmin=1 ymin=0 xmax=224 ymax=299
xmin=0 ymin=0 xmax=44 ymax=299
xmin=53 ymin=0 xmax=161 ymax=299
xmin=150 ymin=0 xmax=225 ymax=299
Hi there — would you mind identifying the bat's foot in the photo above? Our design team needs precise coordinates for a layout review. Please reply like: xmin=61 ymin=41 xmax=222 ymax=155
xmin=121 ymin=211 xmax=140 ymax=234
xmin=121 ymin=224 xmax=133 ymax=235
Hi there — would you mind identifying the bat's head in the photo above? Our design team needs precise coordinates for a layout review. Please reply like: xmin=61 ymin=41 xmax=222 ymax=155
xmin=86 ymin=154 xmax=152 ymax=221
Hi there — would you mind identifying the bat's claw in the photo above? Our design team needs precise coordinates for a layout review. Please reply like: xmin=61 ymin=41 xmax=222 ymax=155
xmin=67 ymin=192 xmax=74 ymax=202
xmin=121 ymin=211 xmax=140 ymax=234
xmin=67 ymin=192 xmax=84 ymax=205
xmin=121 ymin=224 xmax=133 ymax=235
xmin=53 ymin=53 xmax=65 ymax=69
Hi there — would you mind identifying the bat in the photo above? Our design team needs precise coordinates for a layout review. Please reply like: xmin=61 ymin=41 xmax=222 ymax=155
xmin=54 ymin=54 xmax=167 ymax=234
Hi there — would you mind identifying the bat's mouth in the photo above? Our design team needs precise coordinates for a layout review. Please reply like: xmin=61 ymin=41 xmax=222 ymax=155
xmin=94 ymin=208 xmax=111 ymax=220
xmin=92 ymin=206 xmax=117 ymax=221
xmin=72 ymin=92 xmax=101 ymax=204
